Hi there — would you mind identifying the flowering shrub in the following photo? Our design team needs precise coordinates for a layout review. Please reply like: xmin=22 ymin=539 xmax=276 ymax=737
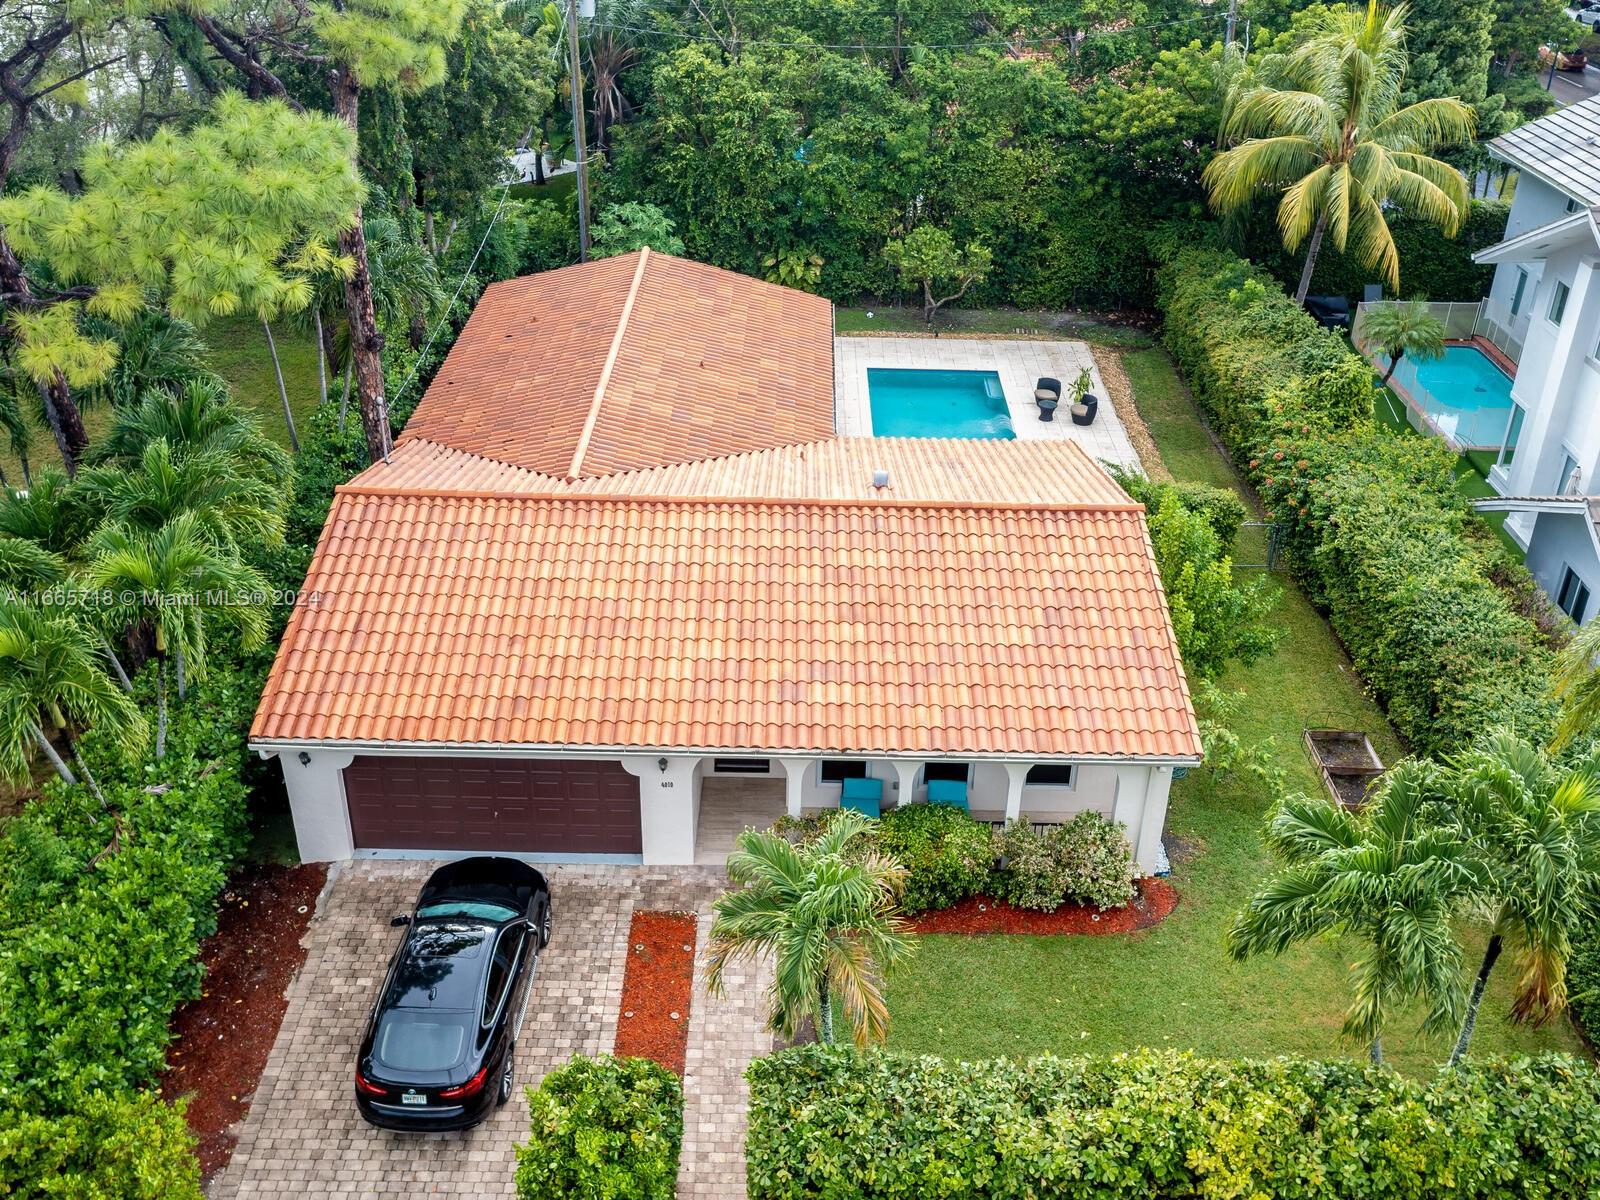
xmin=990 ymin=813 xmax=1135 ymax=911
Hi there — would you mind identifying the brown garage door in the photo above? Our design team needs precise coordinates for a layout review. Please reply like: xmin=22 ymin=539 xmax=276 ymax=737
xmin=343 ymin=756 xmax=642 ymax=855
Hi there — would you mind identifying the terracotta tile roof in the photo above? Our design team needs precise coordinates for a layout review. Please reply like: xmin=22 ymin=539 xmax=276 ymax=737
xmin=355 ymin=435 xmax=1134 ymax=506
xmin=398 ymin=249 xmax=836 ymax=478
xmin=250 ymin=484 xmax=1202 ymax=761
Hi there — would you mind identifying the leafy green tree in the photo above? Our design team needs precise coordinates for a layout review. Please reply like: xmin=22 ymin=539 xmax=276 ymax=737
xmin=406 ymin=0 xmax=555 ymax=247
xmin=763 ymin=247 xmax=824 ymax=292
xmin=1205 ymin=2 xmax=1476 ymax=302
xmin=86 ymin=512 xmax=269 ymax=755
xmin=1491 ymin=0 xmax=1580 ymax=75
xmin=0 ymin=596 xmax=145 ymax=790
xmin=1229 ymin=761 xmax=1481 ymax=1063
xmin=0 ymin=468 xmax=94 ymax=557
xmin=883 ymin=226 xmax=992 ymax=325
xmin=185 ymin=0 xmax=469 ymax=462
xmin=1361 ymin=299 xmax=1448 ymax=384
xmin=77 ymin=439 xmax=287 ymax=553
xmin=0 ymin=93 xmax=363 ymax=470
xmin=1443 ymin=733 xmax=1600 ymax=1063
xmin=1404 ymin=0 xmax=1510 ymax=136
xmin=84 ymin=312 xmax=220 ymax=414
xmin=590 ymin=202 xmax=685 ymax=258
xmin=707 ymin=811 xmax=914 ymax=1046
xmin=91 ymin=379 xmax=291 ymax=485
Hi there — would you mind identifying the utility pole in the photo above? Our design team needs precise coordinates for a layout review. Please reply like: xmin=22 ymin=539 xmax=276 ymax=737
xmin=1225 ymin=0 xmax=1238 ymax=47
xmin=567 ymin=0 xmax=592 ymax=260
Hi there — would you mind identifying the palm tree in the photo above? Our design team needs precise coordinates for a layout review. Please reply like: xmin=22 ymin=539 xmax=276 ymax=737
xmin=1442 ymin=733 xmax=1600 ymax=1064
xmin=259 ymin=319 xmax=301 ymax=452
xmin=1204 ymin=2 xmax=1476 ymax=303
xmin=0 ymin=468 xmax=93 ymax=557
xmin=1551 ymin=618 xmax=1600 ymax=750
xmin=0 ymin=595 xmax=145 ymax=794
xmin=1228 ymin=761 xmax=1483 ymax=1064
xmin=586 ymin=0 xmax=648 ymax=159
xmin=90 ymin=379 xmax=292 ymax=484
xmin=706 ymin=812 xmax=914 ymax=1046
xmin=1361 ymin=299 xmax=1447 ymax=383
xmin=77 ymin=438 xmax=286 ymax=553
xmin=84 ymin=311 xmax=221 ymax=412
xmin=86 ymin=513 xmax=269 ymax=756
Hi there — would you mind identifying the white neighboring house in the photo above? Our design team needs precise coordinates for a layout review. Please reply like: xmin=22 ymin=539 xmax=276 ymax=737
xmin=1462 ymin=95 xmax=1600 ymax=625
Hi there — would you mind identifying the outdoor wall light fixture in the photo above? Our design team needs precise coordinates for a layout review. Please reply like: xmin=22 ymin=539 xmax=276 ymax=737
xmin=657 ymin=757 xmax=669 ymax=772
xmin=297 ymin=751 xmax=312 ymax=766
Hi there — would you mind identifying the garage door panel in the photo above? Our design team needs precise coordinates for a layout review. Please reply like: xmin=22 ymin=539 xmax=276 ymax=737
xmin=344 ymin=757 xmax=642 ymax=854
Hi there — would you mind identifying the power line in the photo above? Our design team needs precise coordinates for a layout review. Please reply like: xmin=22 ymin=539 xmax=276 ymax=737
xmin=389 ymin=182 xmax=514 ymax=415
xmin=598 ymin=10 xmax=1227 ymax=53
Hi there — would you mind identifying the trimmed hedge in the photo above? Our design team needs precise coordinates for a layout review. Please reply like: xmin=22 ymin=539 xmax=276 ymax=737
xmin=990 ymin=813 xmax=1135 ymax=912
xmin=0 ymin=659 xmax=261 ymax=1111
xmin=1157 ymin=247 xmax=1557 ymax=754
xmin=0 ymin=1091 xmax=202 ymax=1199
xmin=515 ymin=1055 xmax=683 ymax=1200
xmin=746 ymin=1045 xmax=1600 ymax=1200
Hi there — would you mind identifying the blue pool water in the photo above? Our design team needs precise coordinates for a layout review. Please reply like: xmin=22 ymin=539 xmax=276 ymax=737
xmin=866 ymin=368 xmax=1015 ymax=439
xmin=1390 ymin=345 xmax=1515 ymax=449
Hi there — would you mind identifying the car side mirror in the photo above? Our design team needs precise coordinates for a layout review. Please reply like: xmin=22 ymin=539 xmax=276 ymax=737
xmin=390 ymin=914 xmax=411 ymax=927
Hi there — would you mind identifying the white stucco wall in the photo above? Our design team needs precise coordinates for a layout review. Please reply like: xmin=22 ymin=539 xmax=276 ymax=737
xmin=1524 ymin=509 xmax=1600 ymax=623
xmin=264 ymin=747 xmax=1183 ymax=875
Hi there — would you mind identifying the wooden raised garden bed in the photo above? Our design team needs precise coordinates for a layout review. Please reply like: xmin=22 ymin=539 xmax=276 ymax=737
xmin=1304 ymin=729 xmax=1385 ymax=810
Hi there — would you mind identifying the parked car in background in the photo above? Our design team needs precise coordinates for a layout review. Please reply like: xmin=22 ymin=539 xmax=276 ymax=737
xmin=354 ymin=858 xmax=552 ymax=1131
xmin=1541 ymin=44 xmax=1590 ymax=69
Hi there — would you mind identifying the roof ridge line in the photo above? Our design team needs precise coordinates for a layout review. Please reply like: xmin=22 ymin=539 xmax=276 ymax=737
xmin=566 ymin=247 xmax=650 ymax=479
xmin=330 ymin=482 xmax=1146 ymax=514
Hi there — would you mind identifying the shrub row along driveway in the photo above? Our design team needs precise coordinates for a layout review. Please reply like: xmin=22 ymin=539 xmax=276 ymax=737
xmin=211 ymin=861 xmax=764 ymax=1199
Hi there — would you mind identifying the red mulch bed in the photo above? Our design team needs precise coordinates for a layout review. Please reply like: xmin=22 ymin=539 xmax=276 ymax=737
xmin=614 ymin=911 xmax=697 ymax=1075
xmin=906 ymin=877 xmax=1179 ymax=935
xmin=159 ymin=862 xmax=327 ymax=1181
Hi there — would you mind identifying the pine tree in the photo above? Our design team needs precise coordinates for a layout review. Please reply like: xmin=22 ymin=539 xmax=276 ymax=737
xmin=183 ymin=0 xmax=469 ymax=462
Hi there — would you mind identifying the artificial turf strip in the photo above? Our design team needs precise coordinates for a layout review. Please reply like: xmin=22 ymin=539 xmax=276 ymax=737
xmin=883 ymin=346 xmax=1584 ymax=1075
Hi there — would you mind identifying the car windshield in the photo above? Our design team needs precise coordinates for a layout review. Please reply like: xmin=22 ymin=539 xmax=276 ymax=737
xmin=375 ymin=1011 xmax=469 ymax=1072
xmin=416 ymin=900 xmax=519 ymax=922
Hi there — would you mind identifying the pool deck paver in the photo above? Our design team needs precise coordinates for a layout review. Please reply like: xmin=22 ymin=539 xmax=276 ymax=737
xmin=833 ymin=336 xmax=1140 ymax=469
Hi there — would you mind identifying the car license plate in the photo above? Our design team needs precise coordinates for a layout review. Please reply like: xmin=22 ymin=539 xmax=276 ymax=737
xmin=401 ymin=1091 xmax=427 ymax=1106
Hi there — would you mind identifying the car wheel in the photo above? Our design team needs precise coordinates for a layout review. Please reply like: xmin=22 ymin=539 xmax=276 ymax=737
xmin=538 ymin=901 xmax=553 ymax=949
xmin=498 ymin=1052 xmax=514 ymax=1106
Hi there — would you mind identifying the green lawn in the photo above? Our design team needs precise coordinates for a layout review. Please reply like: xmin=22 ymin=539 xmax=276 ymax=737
xmin=508 ymin=172 xmax=578 ymax=202
xmin=835 ymin=305 xmax=1154 ymax=347
xmin=884 ymin=346 xmax=1584 ymax=1074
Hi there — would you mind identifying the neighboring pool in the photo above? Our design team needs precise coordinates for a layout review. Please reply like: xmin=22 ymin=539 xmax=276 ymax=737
xmin=866 ymin=367 xmax=1015 ymax=439
xmin=1388 ymin=344 xmax=1515 ymax=450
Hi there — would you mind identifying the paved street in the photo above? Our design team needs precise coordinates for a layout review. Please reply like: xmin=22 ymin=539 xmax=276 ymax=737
xmin=209 ymin=861 xmax=770 ymax=1200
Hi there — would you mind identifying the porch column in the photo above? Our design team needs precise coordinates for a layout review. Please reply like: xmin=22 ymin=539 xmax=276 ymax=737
xmin=267 ymin=747 xmax=355 ymax=862
xmin=621 ymin=755 xmax=699 ymax=865
xmin=891 ymin=760 xmax=920 ymax=806
xmin=1002 ymin=762 xmax=1030 ymax=823
xmin=778 ymin=757 xmax=811 ymax=818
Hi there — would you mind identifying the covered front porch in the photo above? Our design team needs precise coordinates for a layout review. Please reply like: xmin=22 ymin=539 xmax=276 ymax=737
xmin=684 ymin=755 xmax=1176 ymax=874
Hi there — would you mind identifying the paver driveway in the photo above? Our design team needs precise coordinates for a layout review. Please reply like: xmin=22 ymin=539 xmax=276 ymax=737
xmin=210 ymin=861 xmax=769 ymax=1200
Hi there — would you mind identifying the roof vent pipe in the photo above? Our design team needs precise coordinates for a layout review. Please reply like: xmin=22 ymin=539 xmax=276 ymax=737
xmin=872 ymin=469 xmax=890 ymax=490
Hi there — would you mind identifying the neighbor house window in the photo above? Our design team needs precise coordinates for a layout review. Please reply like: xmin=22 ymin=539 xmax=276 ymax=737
xmin=1511 ymin=268 xmax=1529 ymax=317
xmin=1559 ymin=453 xmax=1582 ymax=495
xmin=1024 ymin=765 xmax=1076 ymax=787
xmin=713 ymin=757 xmax=770 ymax=774
xmin=819 ymin=760 xmax=868 ymax=783
xmin=923 ymin=762 xmax=970 ymax=783
xmin=1550 ymin=280 xmax=1571 ymax=325
xmin=1496 ymin=403 xmax=1526 ymax=470
xmin=1558 ymin=566 xmax=1592 ymax=624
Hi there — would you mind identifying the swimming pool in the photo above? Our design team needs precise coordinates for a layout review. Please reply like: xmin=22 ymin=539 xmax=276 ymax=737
xmin=866 ymin=368 xmax=1015 ymax=439
xmin=1386 ymin=345 xmax=1515 ymax=450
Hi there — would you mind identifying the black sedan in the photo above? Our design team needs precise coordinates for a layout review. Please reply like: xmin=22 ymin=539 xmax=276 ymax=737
xmin=354 ymin=857 xmax=552 ymax=1131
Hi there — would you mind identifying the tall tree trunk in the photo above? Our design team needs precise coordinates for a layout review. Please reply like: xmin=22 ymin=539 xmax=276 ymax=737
xmin=66 ymin=733 xmax=107 ymax=809
xmin=1449 ymin=932 xmax=1504 ymax=1067
xmin=33 ymin=369 xmax=87 ymax=475
xmin=312 ymin=309 xmax=329 ymax=408
xmin=329 ymin=67 xmax=392 ymax=464
xmin=1368 ymin=1034 xmax=1383 ymax=1066
xmin=175 ymin=647 xmax=186 ymax=701
xmin=18 ymin=453 xmax=28 ymax=489
xmin=1380 ymin=350 xmax=1402 ymax=385
xmin=30 ymin=720 xmax=75 ymax=784
xmin=155 ymin=657 xmax=168 ymax=760
xmin=101 ymin=638 xmax=132 ymax=692
xmin=818 ymin=976 xmax=834 ymax=1045
xmin=261 ymin=320 xmax=301 ymax=452
xmin=1294 ymin=210 xmax=1329 ymax=305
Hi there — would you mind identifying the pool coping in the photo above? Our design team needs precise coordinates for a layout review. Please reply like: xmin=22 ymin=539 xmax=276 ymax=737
xmin=832 ymin=337 xmax=1140 ymax=470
